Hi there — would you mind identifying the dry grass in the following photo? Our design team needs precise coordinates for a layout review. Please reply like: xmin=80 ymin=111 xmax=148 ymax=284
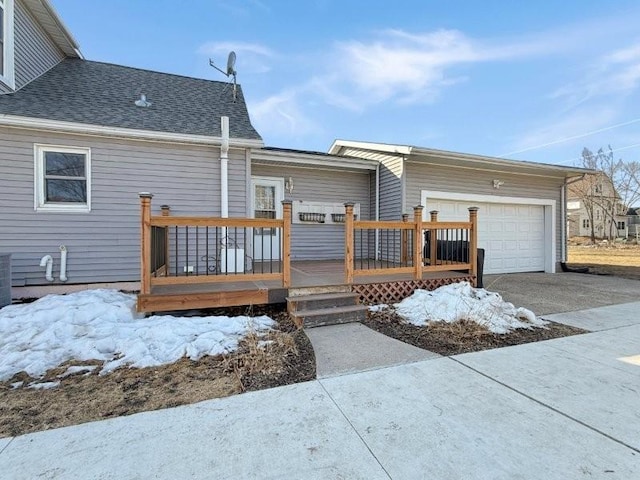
xmin=0 ymin=308 xmax=315 ymax=439
xmin=568 ymin=243 xmax=640 ymax=280
xmin=363 ymin=309 xmax=586 ymax=356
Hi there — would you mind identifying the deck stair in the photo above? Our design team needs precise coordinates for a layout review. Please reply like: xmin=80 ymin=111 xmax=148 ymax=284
xmin=287 ymin=291 xmax=368 ymax=328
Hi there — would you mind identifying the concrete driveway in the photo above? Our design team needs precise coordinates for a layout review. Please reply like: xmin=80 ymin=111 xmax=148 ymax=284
xmin=484 ymin=272 xmax=640 ymax=315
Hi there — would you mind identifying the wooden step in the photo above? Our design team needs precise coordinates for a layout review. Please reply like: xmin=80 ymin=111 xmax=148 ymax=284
xmin=286 ymin=292 xmax=360 ymax=313
xmin=287 ymin=285 xmax=351 ymax=297
xmin=291 ymin=304 xmax=368 ymax=328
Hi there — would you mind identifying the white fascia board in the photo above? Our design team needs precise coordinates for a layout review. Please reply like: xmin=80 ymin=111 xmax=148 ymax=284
xmin=0 ymin=114 xmax=264 ymax=148
xmin=252 ymin=149 xmax=377 ymax=170
xmin=329 ymin=139 xmax=412 ymax=156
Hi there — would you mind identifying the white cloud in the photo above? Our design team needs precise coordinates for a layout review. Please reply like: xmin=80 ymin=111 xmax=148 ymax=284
xmin=249 ymin=89 xmax=322 ymax=139
xmin=197 ymin=41 xmax=274 ymax=75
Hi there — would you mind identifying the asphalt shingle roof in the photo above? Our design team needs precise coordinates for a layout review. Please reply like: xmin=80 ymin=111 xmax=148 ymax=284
xmin=0 ymin=59 xmax=262 ymax=141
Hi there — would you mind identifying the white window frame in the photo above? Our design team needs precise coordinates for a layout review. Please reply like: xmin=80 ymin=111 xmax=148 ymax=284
xmin=0 ymin=0 xmax=15 ymax=89
xmin=34 ymin=144 xmax=91 ymax=213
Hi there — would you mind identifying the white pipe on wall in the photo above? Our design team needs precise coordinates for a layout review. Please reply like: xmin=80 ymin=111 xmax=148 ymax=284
xmin=39 ymin=255 xmax=54 ymax=282
xmin=220 ymin=116 xmax=230 ymax=245
xmin=59 ymin=245 xmax=68 ymax=282
xmin=220 ymin=116 xmax=229 ymax=220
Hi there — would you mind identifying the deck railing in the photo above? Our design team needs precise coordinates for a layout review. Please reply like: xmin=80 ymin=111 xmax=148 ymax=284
xmin=139 ymin=194 xmax=292 ymax=295
xmin=345 ymin=203 xmax=479 ymax=286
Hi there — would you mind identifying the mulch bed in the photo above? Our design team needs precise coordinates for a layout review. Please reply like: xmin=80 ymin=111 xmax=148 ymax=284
xmin=363 ymin=308 xmax=587 ymax=356
xmin=0 ymin=304 xmax=315 ymax=439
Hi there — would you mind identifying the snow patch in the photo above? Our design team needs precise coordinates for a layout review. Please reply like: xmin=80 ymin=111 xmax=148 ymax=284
xmin=0 ymin=289 xmax=275 ymax=381
xmin=395 ymin=282 xmax=546 ymax=334
xmin=368 ymin=304 xmax=388 ymax=313
xmin=27 ymin=381 xmax=60 ymax=390
xmin=58 ymin=365 xmax=98 ymax=378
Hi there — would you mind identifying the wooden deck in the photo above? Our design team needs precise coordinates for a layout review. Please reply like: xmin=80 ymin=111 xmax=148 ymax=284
xmin=136 ymin=195 xmax=479 ymax=313
xmin=138 ymin=260 xmax=474 ymax=312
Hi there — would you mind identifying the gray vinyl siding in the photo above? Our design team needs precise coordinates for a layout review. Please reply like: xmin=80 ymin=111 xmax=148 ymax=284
xmin=378 ymin=156 xmax=404 ymax=220
xmin=0 ymin=126 xmax=247 ymax=286
xmin=13 ymin=0 xmax=65 ymax=90
xmin=404 ymin=161 xmax=565 ymax=265
xmin=251 ymin=164 xmax=371 ymax=260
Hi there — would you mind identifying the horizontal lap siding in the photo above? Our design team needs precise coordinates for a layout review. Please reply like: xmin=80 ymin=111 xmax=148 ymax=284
xmin=378 ymin=156 xmax=403 ymax=220
xmin=251 ymin=164 xmax=371 ymax=260
xmin=0 ymin=127 xmax=247 ymax=286
xmin=404 ymin=161 xmax=565 ymax=264
xmin=14 ymin=1 xmax=65 ymax=90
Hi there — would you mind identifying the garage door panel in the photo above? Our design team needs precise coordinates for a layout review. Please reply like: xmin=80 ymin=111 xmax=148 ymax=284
xmin=426 ymin=198 xmax=546 ymax=274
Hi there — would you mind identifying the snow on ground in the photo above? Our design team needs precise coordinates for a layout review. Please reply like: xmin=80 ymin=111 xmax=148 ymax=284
xmin=0 ymin=289 xmax=275 ymax=382
xmin=394 ymin=282 xmax=547 ymax=334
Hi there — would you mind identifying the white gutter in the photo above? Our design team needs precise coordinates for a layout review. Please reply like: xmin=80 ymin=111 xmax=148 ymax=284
xmin=220 ymin=116 xmax=229 ymax=220
xmin=0 ymin=115 xmax=264 ymax=148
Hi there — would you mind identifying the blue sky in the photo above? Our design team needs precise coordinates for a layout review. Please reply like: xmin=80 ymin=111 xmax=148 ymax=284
xmin=52 ymin=1 xmax=640 ymax=166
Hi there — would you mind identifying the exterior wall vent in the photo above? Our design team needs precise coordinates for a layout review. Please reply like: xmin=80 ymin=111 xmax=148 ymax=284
xmin=0 ymin=254 xmax=11 ymax=308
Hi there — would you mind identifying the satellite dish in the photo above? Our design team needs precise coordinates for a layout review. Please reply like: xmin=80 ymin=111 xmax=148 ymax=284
xmin=209 ymin=51 xmax=238 ymax=101
xmin=226 ymin=51 xmax=236 ymax=76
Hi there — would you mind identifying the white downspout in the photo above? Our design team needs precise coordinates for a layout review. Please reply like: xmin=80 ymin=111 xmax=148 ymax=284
xmin=560 ymin=182 xmax=566 ymax=263
xmin=39 ymin=255 xmax=54 ymax=282
xmin=220 ymin=116 xmax=229 ymax=246
xmin=59 ymin=245 xmax=68 ymax=282
xmin=375 ymin=162 xmax=380 ymax=261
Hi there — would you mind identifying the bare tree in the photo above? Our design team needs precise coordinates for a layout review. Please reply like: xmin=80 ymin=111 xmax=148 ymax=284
xmin=575 ymin=146 xmax=640 ymax=241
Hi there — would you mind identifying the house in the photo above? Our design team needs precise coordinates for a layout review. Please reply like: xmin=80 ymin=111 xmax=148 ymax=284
xmin=0 ymin=0 xmax=591 ymax=309
xmin=628 ymin=207 xmax=640 ymax=238
xmin=330 ymin=141 xmax=588 ymax=275
xmin=566 ymin=172 xmax=628 ymax=240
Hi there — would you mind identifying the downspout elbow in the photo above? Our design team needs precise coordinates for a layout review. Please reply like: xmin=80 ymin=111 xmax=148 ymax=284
xmin=39 ymin=255 xmax=54 ymax=282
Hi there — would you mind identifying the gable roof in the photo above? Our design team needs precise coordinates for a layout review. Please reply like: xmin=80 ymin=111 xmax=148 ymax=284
xmin=0 ymin=59 xmax=262 ymax=143
xmin=329 ymin=140 xmax=593 ymax=177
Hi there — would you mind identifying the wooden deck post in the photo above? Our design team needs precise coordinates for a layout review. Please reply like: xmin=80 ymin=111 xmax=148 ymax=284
xmin=161 ymin=205 xmax=170 ymax=275
xmin=344 ymin=203 xmax=355 ymax=284
xmin=429 ymin=210 xmax=438 ymax=267
xmin=413 ymin=206 xmax=424 ymax=279
xmin=139 ymin=193 xmax=153 ymax=297
xmin=282 ymin=201 xmax=292 ymax=288
xmin=468 ymin=207 xmax=479 ymax=286
xmin=401 ymin=213 xmax=409 ymax=265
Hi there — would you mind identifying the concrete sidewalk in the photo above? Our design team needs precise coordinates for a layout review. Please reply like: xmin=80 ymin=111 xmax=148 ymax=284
xmin=2 ymin=310 xmax=639 ymax=479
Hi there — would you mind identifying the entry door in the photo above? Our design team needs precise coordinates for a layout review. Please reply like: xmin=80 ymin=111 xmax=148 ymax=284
xmin=251 ymin=177 xmax=284 ymax=261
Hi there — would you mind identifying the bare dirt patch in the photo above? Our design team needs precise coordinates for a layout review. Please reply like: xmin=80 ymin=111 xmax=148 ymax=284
xmin=0 ymin=305 xmax=314 ymax=439
xmin=568 ymin=243 xmax=640 ymax=281
xmin=363 ymin=309 xmax=587 ymax=356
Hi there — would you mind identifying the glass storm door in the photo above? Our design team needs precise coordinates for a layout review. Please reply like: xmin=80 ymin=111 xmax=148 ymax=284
xmin=251 ymin=177 xmax=284 ymax=261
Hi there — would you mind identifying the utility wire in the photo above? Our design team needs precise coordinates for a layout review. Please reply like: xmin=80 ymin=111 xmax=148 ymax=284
xmin=499 ymin=117 xmax=640 ymax=157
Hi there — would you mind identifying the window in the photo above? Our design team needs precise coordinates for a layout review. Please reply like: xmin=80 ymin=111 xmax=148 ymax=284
xmin=595 ymin=209 xmax=601 ymax=220
xmin=35 ymin=145 xmax=91 ymax=212
xmin=0 ymin=0 xmax=14 ymax=88
xmin=618 ymin=221 xmax=626 ymax=230
xmin=582 ymin=219 xmax=590 ymax=229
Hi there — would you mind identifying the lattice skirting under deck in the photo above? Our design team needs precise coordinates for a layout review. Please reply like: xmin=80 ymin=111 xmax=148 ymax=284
xmin=352 ymin=276 xmax=475 ymax=305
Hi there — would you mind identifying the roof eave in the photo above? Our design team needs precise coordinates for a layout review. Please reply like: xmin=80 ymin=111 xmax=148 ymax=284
xmin=329 ymin=139 xmax=412 ymax=156
xmin=23 ymin=0 xmax=82 ymax=58
xmin=252 ymin=147 xmax=378 ymax=171
xmin=0 ymin=114 xmax=264 ymax=147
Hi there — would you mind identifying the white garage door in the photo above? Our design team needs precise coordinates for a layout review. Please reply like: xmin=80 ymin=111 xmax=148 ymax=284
xmin=425 ymin=199 xmax=546 ymax=274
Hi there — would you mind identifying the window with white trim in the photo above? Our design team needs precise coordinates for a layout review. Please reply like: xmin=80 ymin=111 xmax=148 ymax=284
xmin=0 ymin=0 xmax=14 ymax=89
xmin=35 ymin=145 xmax=91 ymax=212
xmin=582 ymin=218 xmax=590 ymax=229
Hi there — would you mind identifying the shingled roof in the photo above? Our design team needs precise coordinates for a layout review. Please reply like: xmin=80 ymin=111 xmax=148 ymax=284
xmin=0 ymin=59 xmax=262 ymax=141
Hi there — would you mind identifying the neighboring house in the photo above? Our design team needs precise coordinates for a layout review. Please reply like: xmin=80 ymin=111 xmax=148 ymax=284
xmin=329 ymin=141 xmax=588 ymax=275
xmin=628 ymin=207 xmax=640 ymax=238
xmin=0 ymin=0 xmax=591 ymax=298
xmin=566 ymin=173 xmax=628 ymax=239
